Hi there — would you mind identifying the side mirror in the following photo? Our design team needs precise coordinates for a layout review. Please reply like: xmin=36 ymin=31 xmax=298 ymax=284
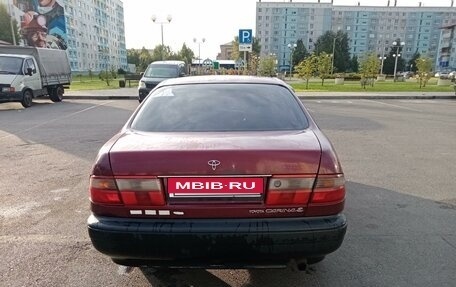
xmin=26 ymin=68 xmax=33 ymax=76
xmin=140 ymin=72 xmax=144 ymax=77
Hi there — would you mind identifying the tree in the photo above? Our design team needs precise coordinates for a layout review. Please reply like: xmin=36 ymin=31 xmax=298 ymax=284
xmin=0 ymin=3 xmax=20 ymax=44
xmin=248 ymin=53 xmax=260 ymax=75
xmin=316 ymin=52 xmax=332 ymax=86
xmin=127 ymin=49 xmax=140 ymax=67
xmin=177 ymin=43 xmax=194 ymax=65
xmin=350 ymin=55 xmax=359 ymax=73
xmin=359 ymin=52 xmax=380 ymax=89
xmin=314 ymin=30 xmax=350 ymax=73
xmin=138 ymin=47 xmax=153 ymax=72
xmin=382 ymin=39 xmax=406 ymax=75
xmin=415 ymin=56 xmax=433 ymax=88
xmin=258 ymin=54 xmax=277 ymax=77
xmin=314 ymin=31 xmax=334 ymax=55
xmin=333 ymin=31 xmax=351 ymax=73
xmin=292 ymin=39 xmax=308 ymax=67
xmin=296 ymin=54 xmax=318 ymax=89
xmin=150 ymin=45 xmax=173 ymax=61
xmin=408 ymin=51 xmax=420 ymax=73
xmin=98 ymin=70 xmax=113 ymax=86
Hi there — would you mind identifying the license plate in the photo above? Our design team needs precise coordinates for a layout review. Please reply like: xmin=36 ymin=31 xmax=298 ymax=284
xmin=168 ymin=177 xmax=264 ymax=198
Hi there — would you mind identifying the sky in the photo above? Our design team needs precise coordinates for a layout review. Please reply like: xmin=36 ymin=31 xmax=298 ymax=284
xmin=122 ymin=0 xmax=454 ymax=59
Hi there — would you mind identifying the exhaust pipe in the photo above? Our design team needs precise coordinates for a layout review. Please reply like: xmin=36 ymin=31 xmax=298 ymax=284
xmin=288 ymin=259 xmax=308 ymax=271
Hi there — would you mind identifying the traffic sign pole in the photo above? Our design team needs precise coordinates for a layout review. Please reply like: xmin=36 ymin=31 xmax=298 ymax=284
xmin=244 ymin=51 xmax=247 ymax=73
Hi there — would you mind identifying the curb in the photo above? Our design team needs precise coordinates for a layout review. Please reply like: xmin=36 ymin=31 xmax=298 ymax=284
xmin=64 ymin=95 xmax=138 ymax=100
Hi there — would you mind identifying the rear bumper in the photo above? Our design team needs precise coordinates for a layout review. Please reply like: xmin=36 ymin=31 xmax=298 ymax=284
xmin=88 ymin=214 xmax=347 ymax=268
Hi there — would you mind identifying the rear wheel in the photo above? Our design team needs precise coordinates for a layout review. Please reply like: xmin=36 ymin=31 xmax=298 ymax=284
xmin=49 ymin=86 xmax=64 ymax=102
xmin=21 ymin=90 xmax=33 ymax=108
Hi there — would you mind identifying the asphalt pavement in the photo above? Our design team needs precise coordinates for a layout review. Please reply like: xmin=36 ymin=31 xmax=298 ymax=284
xmin=64 ymin=86 xmax=456 ymax=100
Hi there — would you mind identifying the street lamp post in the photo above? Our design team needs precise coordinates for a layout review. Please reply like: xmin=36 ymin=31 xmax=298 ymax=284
xmin=331 ymin=37 xmax=337 ymax=74
xmin=151 ymin=15 xmax=172 ymax=60
xmin=287 ymin=43 xmax=297 ymax=80
xmin=270 ymin=53 xmax=278 ymax=76
xmin=193 ymin=38 xmax=205 ymax=75
xmin=379 ymin=56 xmax=386 ymax=75
xmin=392 ymin=41 xmax=405 ymax=82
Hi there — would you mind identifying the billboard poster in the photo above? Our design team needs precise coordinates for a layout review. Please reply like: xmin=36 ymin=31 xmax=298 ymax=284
xmin=14 ymin=0 xmax=67 ymax=49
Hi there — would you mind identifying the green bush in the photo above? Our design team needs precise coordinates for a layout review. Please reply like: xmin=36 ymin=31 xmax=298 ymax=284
xmin=345 ymin=73 xmax=362 ymax=81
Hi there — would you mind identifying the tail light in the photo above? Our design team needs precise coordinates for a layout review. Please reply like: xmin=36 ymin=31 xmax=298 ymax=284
xmin=90 ymin=177 xmax=122 ymax=205
xmin=265 ymin=174 xmax=345 ymax=215
xmin=266 ymin=176 xmax=314 ymax=205
xmin=310 ymin=174 xmax=345 ymax=204
xmin=307 ymin=174 xmax=345 ymax=216
xmin=89 ymin=176 xmax=165 ymax=206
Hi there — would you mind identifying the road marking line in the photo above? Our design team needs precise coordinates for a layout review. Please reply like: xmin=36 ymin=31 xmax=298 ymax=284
xmin=363 ymin=100 xmax=422 ymax=112
xmin=0 ymin=101 xmax=114 ymax=140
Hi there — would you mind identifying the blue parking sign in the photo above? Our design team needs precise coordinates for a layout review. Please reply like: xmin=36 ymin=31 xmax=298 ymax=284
xmin=239 ymin=29 xmax=252 ymax=44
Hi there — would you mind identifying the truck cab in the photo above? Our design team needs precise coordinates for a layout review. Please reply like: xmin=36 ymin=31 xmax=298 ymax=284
xmin=0 ymin=46 xmax=71 ymax=108
xmin=0 ymin=54 xmax=42 ymax=107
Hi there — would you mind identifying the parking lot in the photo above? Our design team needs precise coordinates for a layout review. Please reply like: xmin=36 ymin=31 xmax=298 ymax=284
xmin=0 ymin=98 xmax=455 ymax=286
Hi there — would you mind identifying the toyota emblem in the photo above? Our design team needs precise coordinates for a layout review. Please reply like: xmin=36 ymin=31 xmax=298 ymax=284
xmin=208 ymin=160 xmax=220 ymax=171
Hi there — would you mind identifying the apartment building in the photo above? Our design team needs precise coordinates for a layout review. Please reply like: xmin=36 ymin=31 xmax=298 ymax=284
xmin=256 ymin=1 xmax=456 ymax=71
xmin=437 ymin=24 xmax=456 ymax=70
xmin=1 ymin=0 xmax=127 ymax=72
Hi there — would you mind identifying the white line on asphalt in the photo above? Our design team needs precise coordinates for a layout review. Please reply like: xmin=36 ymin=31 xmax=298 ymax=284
xmin=363 ymin=100 xmax=422 ymax=112
xmin=0 ymin=101 xmax=114 ymax=140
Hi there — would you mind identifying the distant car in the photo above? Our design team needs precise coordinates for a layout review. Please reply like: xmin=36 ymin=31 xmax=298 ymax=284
xmin=88 ymin=76 xmax=347 ymax=271
xmin=138 ymin=60 xmax=187 ymax=102
xmin=449 ymin=71 xmax=456 ymax=78
xmin=402 ymin=71 xmax=414 ymax=79
xmin=435 ymin=71 xmax=450 ymax=78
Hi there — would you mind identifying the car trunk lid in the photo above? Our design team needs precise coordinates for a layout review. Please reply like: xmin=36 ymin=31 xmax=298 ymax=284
xmin=109 ymin=130 xmax=321 ymax=176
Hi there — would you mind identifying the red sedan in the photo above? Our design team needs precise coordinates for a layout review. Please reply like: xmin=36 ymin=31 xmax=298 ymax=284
xmin=88 ymin=75 xmax=347 ymax=271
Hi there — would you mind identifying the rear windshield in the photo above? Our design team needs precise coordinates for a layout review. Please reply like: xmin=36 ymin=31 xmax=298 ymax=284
xmin=130 ymin=83 xmax=309 ymax=132
xmin=144 ymin=64 xmax=179 ymax=78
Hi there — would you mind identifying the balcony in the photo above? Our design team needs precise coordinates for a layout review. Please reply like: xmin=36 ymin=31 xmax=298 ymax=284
xmin=440 ymin=40 xmax=451 ymax=48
